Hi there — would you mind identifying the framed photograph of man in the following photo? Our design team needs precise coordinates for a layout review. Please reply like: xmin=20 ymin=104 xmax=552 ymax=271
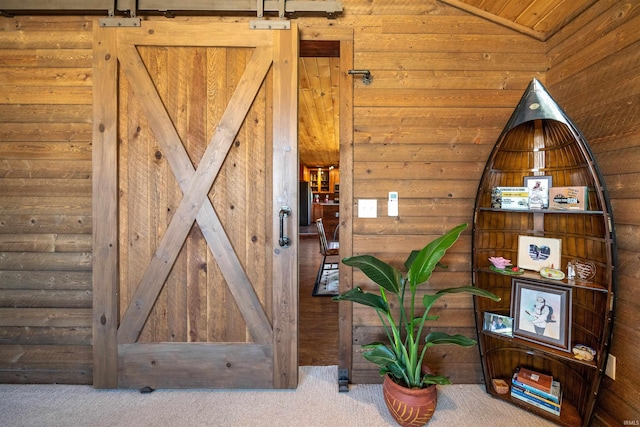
xmin=483 ymin=312 xmax=514 ymax=337
xmin=511 ymin=278 xmax=572 ymax=352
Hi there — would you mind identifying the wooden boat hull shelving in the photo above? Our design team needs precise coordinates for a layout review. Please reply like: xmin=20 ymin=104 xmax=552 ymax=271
xmin=472 ymin=78 xmax=617 ymax=427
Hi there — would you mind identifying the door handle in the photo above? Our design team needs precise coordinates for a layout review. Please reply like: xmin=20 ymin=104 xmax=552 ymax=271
xmin=279 ymin=206 xmax=292 ymax=247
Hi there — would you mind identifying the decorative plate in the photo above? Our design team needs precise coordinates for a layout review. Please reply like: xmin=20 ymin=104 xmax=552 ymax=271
xmin=490 ymin=265 xmax=524 ymax=275
xmin=540 ymin=267 xmax=565 ymax=280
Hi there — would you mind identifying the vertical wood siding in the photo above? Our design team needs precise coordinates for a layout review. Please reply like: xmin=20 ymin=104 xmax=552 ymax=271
xmin=546 ymin=1 xmax=640 ymax=423
xmin=0 ymin=16 xmax=93 ymax=384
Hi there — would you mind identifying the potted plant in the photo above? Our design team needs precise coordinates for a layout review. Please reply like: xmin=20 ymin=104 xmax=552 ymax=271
xmin=334 ymin=223 xmax=500 ymax=427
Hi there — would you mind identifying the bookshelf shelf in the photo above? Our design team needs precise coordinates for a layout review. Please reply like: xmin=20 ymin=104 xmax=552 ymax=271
xmin=475 ymin=267 xmax=609 ymax=292
xmin=488 ymin=388 xmax=582 ymax=426
xmin=478 ymin=207 xmax=605 ymax=215
xmin=479 ymin=330 xmax=598 ymax=370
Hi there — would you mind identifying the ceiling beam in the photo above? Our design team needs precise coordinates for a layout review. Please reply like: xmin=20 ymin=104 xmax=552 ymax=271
xmin=438 ymin=0 xmax=547 ymax=41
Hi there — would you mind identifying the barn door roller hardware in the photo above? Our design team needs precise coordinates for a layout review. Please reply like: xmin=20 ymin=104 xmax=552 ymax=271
xmin=0 ymin=0 xmax=343 ymax=20
xmin=348 ymin=70 xmax=372 ymax=85
xmin=101 ymin=0 xmax=140 ymax=27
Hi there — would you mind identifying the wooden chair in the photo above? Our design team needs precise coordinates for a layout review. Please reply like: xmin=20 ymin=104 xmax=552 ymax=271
xmin=314 ymin=218 xmax=339 ymax=288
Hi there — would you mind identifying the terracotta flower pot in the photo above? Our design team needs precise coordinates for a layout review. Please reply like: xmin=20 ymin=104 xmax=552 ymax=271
xmin=382 ymin=374 xmax=437 ymax=427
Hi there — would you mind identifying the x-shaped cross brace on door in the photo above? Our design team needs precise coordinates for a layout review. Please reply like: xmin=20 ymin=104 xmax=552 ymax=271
xmin=116 ymin=44 xmax=274 ymax=344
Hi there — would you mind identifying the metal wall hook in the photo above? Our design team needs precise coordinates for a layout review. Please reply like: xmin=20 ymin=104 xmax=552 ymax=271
xmin=348 ymin=69 xmax=372 ymax=85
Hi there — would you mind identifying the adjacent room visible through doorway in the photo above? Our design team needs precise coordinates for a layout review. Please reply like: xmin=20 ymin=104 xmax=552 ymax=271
xmin=298 ymin=40 xmax=341 ymax=366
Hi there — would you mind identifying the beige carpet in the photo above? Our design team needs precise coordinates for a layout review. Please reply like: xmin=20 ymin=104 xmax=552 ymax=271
xmin=0 ymin=365 xmax=557 ymax=427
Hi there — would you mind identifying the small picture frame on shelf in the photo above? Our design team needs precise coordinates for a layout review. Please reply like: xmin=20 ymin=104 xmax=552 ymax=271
xmin=511 ymin=278 xmax=572 ymax=352
xmin=524 ymin=175 xmax=552 ymax=209
xmin=483 ymin=312 xmax=514 ymax=337
xmin=517 ymin=235 xmax=562 ymax=272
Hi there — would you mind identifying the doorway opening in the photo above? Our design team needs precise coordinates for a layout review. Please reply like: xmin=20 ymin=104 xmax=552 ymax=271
xmin=297 ymin=40 xmax=340 ymax=366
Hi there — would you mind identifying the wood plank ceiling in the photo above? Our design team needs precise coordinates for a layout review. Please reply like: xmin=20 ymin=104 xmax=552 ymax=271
xmin=297 ymin=0 xmax=597 ymax=169
xmin=436 ymin=0 xmax=596 ymax=41
xmin=298 ymin=41 xmax=340 ymax=169
xmin=298 ymin=56 xmax=340 ymax=169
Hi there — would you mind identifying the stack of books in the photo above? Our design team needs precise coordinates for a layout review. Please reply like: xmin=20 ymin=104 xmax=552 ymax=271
xmin=511 ymin=367 xmax=562 ymax=416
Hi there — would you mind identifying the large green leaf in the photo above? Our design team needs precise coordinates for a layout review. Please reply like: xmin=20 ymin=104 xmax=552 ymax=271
xmin=438 ymin=286 xmax=502 ymax=300
xmin=333 ymin=287 xmax=389 ymax=312
xmin=361 ymin=343 xmax=397 ymax=366
xmin=342 ymin=255 xmax=401 ymax=294
xmin=422 ymin=293 xmax=446 ymax=315
xmin=425 ymin=331 xmax=476 ymax=348
xmin=407 ymin=223 xmax=467 ymax=288
xmin=362 ymin=344 xmax=409 ymax=385
xmin=386 ymin=363 xmax=407 ymax=382
xmin=422 ymin=286 xmax=501 ymax=312
xmin=404 ymin=249 xmax=420 ymax=271
xmin=422 ymin=374 xmax=453 ymax=385
xmin=405 ymin=251 xmax=446 ymax=273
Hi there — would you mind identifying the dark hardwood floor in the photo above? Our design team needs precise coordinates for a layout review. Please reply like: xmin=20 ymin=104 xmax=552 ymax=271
xmin=298 ymin=230 xmax=339 ymax=366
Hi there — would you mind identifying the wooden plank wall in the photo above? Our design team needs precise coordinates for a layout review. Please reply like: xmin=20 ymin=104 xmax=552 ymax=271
xmin=0 ymin=16 xmax=94 ymax=384
xmin=325 ymin=1 xmax=547 ymax=385
xmin=0 ymin=4 xmax=637 ymax=422
xmin=545 ymin=1 xmax=640 ymax=424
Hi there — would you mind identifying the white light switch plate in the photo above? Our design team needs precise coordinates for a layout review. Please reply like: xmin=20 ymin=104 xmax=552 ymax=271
xmin=388 ymin=192 xmax=398 ymax=216
xmin=358 ymin=199 xmax=377 ymax=218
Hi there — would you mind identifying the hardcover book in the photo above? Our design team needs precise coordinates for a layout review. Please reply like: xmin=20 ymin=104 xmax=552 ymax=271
xmin=512 ymin=385 xmax=562 ymax=408
xmin=511 ymin=389 xmax=561 ymax=416
xmin=515 ymin=367 xmax=553 ymax=394
xmin=511 ymin=386 xmax=561 ymax=408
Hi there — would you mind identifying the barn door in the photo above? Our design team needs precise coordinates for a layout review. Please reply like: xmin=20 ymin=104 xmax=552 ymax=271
xmin=92 ymin=21 xmax=299 ymax=389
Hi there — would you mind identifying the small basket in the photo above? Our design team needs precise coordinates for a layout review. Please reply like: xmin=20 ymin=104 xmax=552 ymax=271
xmin=492 ymin=378 xmax=510 ymax=394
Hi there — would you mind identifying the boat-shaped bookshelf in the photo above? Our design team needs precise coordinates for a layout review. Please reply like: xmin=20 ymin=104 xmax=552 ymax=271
xmin=472 ymin=78 xmax=617 ymax=427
